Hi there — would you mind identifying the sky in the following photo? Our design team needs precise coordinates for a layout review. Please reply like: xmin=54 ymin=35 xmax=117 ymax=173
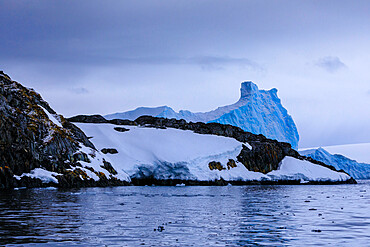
xmin=1 ymin=0 xmax=370 ymax=148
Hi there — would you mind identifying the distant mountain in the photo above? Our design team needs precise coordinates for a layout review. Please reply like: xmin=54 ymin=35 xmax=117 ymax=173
xmin=300 ymin=147 xmax=370 ymax=179
xmin=319 ymin=143 xmax=370 ymax=164
xmin=106 ymin=81 xmax=299 ymax=149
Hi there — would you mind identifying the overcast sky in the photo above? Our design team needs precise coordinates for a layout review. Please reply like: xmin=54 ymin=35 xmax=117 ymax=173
xmin=1 ymin=0 xmax=370 ymax=148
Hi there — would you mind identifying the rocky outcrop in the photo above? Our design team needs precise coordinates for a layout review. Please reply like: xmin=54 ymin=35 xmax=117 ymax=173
xmin=114 ymin=127 xmax=130 ymax=132
xmin=68 ymin=114 xmax=109 ymax=124
xmin=0 ymin=71 xmax=129 ymax=189
xmin=101 ymin=148 xmax=119 ymax=154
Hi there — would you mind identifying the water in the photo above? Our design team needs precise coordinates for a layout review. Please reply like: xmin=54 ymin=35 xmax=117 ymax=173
xmin=0 ymin=181 xmax=369 ymax=247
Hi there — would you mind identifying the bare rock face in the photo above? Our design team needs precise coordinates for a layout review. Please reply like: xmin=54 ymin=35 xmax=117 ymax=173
xmin=68 ymin=114 xmax=109 ymax=123
xmin=0 ymin=71 xmax=128 ymax=188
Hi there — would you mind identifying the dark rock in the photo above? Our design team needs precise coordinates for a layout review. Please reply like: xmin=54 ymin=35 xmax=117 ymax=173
xmin=101 ymin=148 xmax=119 ymax=154
xmin=16 ymin=176 xmax=56 ymax=188
xmin=312 ymin=229 xmax=322 ymax=232
xmin=208 ymin=161 xmax=225 ymax=171
xmin=109 ymin=119 xmax=137 ymax=126
xmin=130 ymin=177 xmax=354 ymax=186
xmin=114 ymin=127 xmax=130 ymax=132
xmin=101 ymin=159 xmax=118 ymax=175
xmin=157 ymin=226 xmax=165 ymax=232
xmin=227 ymin=159 xmax=237 ymax=170
xmin=67 ymin=115 xmax=109 ymax=123
xmin=68 ymin=114 xmax=138 ymax=126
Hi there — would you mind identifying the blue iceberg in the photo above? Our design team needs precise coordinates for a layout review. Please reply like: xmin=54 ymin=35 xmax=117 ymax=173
xmin=106 ymin=81 xmax=300 ymax=149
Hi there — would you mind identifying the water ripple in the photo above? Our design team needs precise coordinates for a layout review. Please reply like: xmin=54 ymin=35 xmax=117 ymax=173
xmin=0 ymin=181 xmax=369 ymax=246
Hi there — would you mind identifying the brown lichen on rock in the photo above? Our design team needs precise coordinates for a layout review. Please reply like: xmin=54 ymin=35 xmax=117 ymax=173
xmin=208 ymin=161 xmax=226 ymax=171
xmin=227 ymin=159 xmax=237 ymax=170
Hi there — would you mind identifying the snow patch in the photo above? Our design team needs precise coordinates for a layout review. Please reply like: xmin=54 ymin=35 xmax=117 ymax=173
xmin=15 ymin=168 xmax=61 ymax=183
xmin=39 ymin=105 xmax=63 ymax=127
xmin=267 ymin=156 xmax=351 ymax=182
xmin=244 ymin=142 xmax=252 ymax=150
xmin=75 ymin=144 xmax=130 ymax=182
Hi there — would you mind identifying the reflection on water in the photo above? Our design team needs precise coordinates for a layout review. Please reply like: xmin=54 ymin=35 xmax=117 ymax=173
xmin=0 ymin=182 xmax=369 ymax=246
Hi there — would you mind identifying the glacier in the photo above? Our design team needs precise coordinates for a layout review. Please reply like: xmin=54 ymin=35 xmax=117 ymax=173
xmin=105 ymin=81 xmax=299 ymax=149
xmin=300 ymin=148 xmax=370 ymax=179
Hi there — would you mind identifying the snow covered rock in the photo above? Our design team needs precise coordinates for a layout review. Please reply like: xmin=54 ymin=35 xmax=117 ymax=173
xmin=300 ymin=148 xmax=370 ymax=179
xmin=105 ymin=81 xmax=299 ymax=149
xmin=14 ymin=168 xmax=61 ymax=184
xmin=0 ymin=71 xmax=130 ymax=189
xmin=75 ymin=118 xmax=353 ymax=184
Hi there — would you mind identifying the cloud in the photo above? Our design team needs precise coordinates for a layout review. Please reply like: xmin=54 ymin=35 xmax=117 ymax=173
xmin=68 ymin=87 xmax=89 ymax=94
xmin=315 ymin=56 xmax=347 ymax=72
xmin=189 ymin=56 xmax=261 ymax=71
xmin=129 ymin=55 xmax=261 ymax=71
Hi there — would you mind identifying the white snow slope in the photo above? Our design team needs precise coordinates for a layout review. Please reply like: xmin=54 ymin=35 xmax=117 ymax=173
xmin=76 ymin=123 xmax=350 ymax=182
xmin=31 ymin=105 xmax=131 ymax=184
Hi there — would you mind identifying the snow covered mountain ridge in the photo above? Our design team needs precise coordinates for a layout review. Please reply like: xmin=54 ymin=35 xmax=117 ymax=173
xmin=300 ymin=146 xmax=370 ymax=179
xmin=67 ymin=115 xmax=354 ymax=185
xmin=105 ymin=81 xmax=300 ymax=149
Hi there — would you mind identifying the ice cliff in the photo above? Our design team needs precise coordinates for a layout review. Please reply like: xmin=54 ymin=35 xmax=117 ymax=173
xmin=105 ymin=81 xmax=299 ymax=149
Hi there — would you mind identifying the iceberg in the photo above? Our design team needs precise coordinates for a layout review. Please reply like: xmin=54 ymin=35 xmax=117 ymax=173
xmin=105 ymin=81 xmax=299 ymax=149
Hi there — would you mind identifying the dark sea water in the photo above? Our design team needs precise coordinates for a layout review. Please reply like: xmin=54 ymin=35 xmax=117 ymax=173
xmin=0 ymin=181 xmax=369 ymax=247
